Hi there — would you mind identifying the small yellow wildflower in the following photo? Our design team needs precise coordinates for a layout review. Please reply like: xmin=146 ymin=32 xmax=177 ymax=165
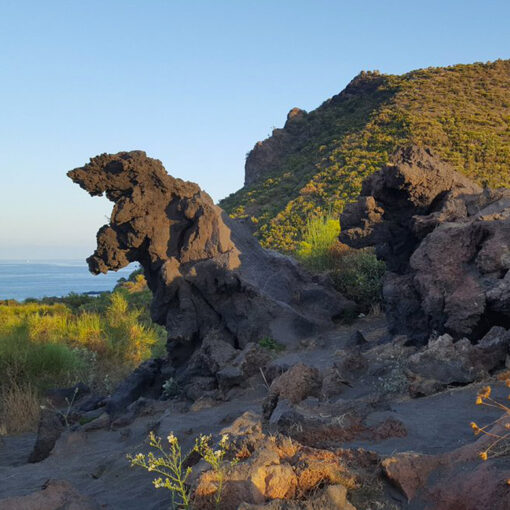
xmin=479 ymin=451 xmax=488 ymax=461
xmin=476 ymin=396 xmax=483 ymax=405
xmin=479 ymin=386 xmax=491 ymax=400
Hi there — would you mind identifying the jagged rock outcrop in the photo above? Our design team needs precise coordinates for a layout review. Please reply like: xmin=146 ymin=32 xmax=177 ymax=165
xmin=244 ymin=107 xmax=309 ymax=186
xmin=69 ymin=151 xmax=354 ymax=368
xmin=243 ymin=73 xmax=388 ymax=188
xmin=341 ymin=146 xmax=510 ymax=343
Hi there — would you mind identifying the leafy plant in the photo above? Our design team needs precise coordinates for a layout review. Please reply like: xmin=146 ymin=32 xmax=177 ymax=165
xmin=128 ymin=431 xmax=235 ymax=509
xmin=0 ymin=290 xmax=166 ymax=395
xmin=296 ymin=215 xmax=341 ymax=271
xmin=259 ymin=336 xmax=285 ymax=353
xmin=331 ymin=248 xmax=386 ymax=311
xmin=194 ymin=433 xmax=235 ymax=509
xmin=129 ymin=431 xmax=193 ymax=509
xmin=162 ymin=377 xmax=180 ymax=399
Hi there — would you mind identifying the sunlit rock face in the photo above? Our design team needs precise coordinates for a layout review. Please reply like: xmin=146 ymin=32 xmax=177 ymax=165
xmin=69 ymin=151 xmax=354 ymax=364
xmin=341 ymin=146 xmax=510 ymax=343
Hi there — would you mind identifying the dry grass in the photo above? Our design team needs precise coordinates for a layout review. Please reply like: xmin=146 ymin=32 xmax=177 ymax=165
xmin=0 ymin=382 xmax=40 ymax=434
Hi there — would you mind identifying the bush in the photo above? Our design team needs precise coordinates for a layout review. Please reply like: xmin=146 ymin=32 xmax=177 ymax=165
xmin=296 ymin=215 xmax=341 ymax=271
xmin=259 ymin=337 xmax=285 ymax=353
xmin=0 ymin=328 xmax=86 ymax=390
xmin=331 ymin=248 xmax=386 ymax=312
xmin=294 ymin=214 xmax=385 ymax=311
xmin=0 ymin=291 xmax=166 ymax=394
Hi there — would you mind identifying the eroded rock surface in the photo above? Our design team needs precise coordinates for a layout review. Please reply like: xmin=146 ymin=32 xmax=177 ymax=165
xmin=69 ymin=151 xmax=354 ymax=368
xmin=192 ymin=412 xmax=362 ymax=510
xmin=0 ymin=480 xmax=100 ymax=510
xmin=341 ymin=145 xmax=510 ymax=342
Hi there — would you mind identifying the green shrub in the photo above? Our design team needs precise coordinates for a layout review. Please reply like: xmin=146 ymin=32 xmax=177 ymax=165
xmin=296 ymin=215 xmax=341 ymax=271
xmin=0 ymin=328 xmax=86 ymax=390
xmin=331 ymin=249 xmax=385 ymax=311
xmin=0 ymin=290 xmax=166 ymax=393
xmin=293 ymin=214 xmax=385 ymax=312
xmin=259 ymin=336 xmax=285 ymax=353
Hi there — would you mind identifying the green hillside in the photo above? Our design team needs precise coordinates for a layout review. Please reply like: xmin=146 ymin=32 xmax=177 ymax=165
xmin=220 ymin=60 xmax=510 ymax=252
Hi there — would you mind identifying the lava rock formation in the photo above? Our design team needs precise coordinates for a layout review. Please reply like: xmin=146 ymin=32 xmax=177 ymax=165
xmin=69 ymin=151 xmax=354 ymax=365
xmin=340 ymin=146 xmax=510 ymax=343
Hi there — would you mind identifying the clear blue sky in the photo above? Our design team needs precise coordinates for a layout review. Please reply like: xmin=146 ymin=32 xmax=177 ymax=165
xmin=1 ymin=0 xmax=509 ymax=259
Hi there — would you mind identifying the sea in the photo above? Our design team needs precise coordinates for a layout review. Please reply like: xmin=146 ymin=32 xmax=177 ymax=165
xmin=0 ymin=260 xmax=138 ymax=301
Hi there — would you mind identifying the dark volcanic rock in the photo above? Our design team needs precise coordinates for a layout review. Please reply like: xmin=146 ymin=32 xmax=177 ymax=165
xmin=28 ymin=409 xmax=64 ymax=463
xmin=340 ymin=146 xmax=510 ymax=342
xmin=69 ymin=151 xmax=354 ymax=368
xmin=407 ymin=328 xmax=510 ymax=396
xmin=45 ymin=382 xmax=90 ymax=408
xmin=106 ymin=358 xmax=162 ymax=417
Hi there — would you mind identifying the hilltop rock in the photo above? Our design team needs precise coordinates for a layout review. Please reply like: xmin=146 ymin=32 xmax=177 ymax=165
xmin=341 ymin=146 xmax=510 ymax=342
xmin=69 ymin=151 xmax=354 ymax=371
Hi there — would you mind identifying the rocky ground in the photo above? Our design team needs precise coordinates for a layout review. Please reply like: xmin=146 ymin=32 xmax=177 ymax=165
xmin=1 ymin=313 xmax=510 ymax=510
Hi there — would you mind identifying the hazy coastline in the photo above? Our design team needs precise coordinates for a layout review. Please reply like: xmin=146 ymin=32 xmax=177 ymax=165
xmin=0 ymin=260 xmax=135 ymax=300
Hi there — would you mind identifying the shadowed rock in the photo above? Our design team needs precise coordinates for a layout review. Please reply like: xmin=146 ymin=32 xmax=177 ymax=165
xmin=68 ymin=151 xmax=354 ymax=367
xmin=341 ymin=146 xmax=510 ymax=342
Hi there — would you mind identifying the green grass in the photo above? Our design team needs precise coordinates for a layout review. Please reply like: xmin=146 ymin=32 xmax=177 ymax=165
xmin=0 ymin=288 xmax=166 ymax=394
xmin=293 ymin=213 xmax=385 ymax=311
xmin=259 ymin=336 xmax=285 ymax=353
xmin=295 ymin=215 xmax=341 ymax=272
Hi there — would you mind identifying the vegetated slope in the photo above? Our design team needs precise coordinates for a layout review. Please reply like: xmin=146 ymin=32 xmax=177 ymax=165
xmin=220 ymin=59 xmax=510 ymax=252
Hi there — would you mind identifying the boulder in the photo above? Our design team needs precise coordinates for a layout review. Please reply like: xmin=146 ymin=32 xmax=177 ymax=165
xmin=192 ymin=413 xmax=357 ymax=510
xmin=28 ymin=409 xmax=64 ymax=463
xmin=406 ymin=329 xmax=510 ymax=395
xmin=69 ymin=151 xmax=355 ymax=368
xmin=341 ymin=145 xmax=510 ymax=343
xmin=45 ymin=382 xmax=90 ymax=408
xmin=268 ymin=364 xmax=322 ymax=405
xmin=106 ymin=358 xmax=162 ymax=417
xmin=381 ymin=415 xmax=510 ymax=509
xmin=263 ymin=364 xmax=322 ymax=421
xmin=382 ymin=453 xmax=440 ymax=501
xmin=216 ymin=366 xmax=244 ymax=393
